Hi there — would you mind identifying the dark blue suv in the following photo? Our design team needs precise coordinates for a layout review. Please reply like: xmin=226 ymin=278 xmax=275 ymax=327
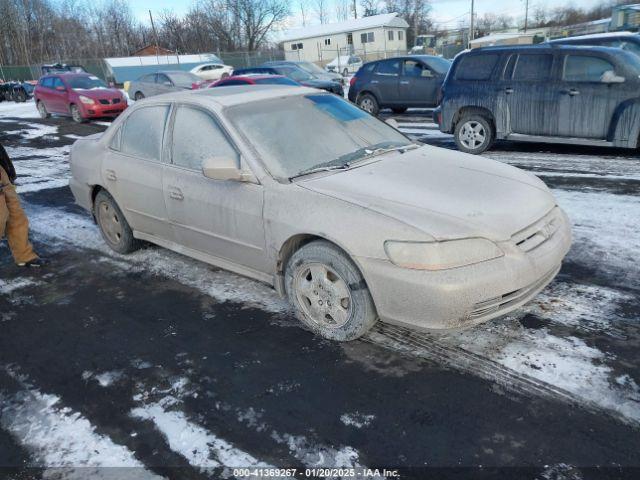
xmin=348 ymin=55 xmax=451 ymax=115
xmin=435 ymin=45 xmax=640 ymax=154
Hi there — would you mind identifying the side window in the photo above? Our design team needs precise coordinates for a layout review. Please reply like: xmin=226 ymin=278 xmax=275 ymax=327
xmin=121 ymin=105 xmax=170 ymax=161
xmin=402 ymin=60 xmax=428 ymax=78
xmin=218 ymin=79 xmax=247 ymax=86
xmin=109 ymin=127 xmax=122 ymax=151
xmin=564 ymin=55 xmax=615 ymax=82
xmin=157 ymin=74 xmax=171 ymax=85
xmin=511 ymin=54 xmax=553 ymax=81
xmin=375 ymin=59 xmax=400 ymax=76
xmin=41 ymin=77 xmax=54 ymax=88
xmin=455 ymin=54 xmax=499 ymax=81
xmin=141 ymin=74 xmax=155 ymax=83
xmin=398 ymin=31 xmax=404 ymax=41
xmin=388 ymin=30 xmax=394 ymax=41
xmin=172 ymin=106 xmax=239 ymax=171
xmin=52 ymin=78 xmax=65 ymax=90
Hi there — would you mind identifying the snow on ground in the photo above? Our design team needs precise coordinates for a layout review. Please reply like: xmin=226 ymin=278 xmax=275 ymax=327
xmin=0 ymin=100 xmax=39 ymax=119
xmin=0 ymin=369 xmax=163 ymax=479
xmin=339 ymin=412 xmax=375 ymax=429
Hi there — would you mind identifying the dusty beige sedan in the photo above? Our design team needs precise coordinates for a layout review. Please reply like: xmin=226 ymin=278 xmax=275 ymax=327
xmin=69 ymin=86 xmax=572 ymax=341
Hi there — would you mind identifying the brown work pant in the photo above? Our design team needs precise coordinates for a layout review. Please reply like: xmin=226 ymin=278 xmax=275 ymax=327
xmin=0 ymin=166 xmax=38 ymax=264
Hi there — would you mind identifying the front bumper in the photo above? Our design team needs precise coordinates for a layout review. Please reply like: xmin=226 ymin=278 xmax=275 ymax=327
xmin=356 ymin=207 xmax=572 ymax=330
xmin=79 ymin=101 xmax=127 ymax=118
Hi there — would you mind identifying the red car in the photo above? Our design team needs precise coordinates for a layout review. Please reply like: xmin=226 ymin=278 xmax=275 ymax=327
xmin=34 ymin=73 xmax=127 ymax=123
xmin=210 ymin=74 xmax=300 ymax=88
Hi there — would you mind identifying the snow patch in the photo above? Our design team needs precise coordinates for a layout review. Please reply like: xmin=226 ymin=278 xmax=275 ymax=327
xmin=0 ymin=277 xmax=41 ymax=295
xmin=82 ymin=370 xmax=125 ymax=387
xmin=340 ymin=412 xmax=375 ymax=429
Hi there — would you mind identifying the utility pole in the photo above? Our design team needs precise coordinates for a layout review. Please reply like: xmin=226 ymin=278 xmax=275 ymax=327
xmin=469 ymin=0 xmax=475 ymax=48
xmin=524 ymin=0 xmax=529 ymax=32
xmin=353 ymin=0 xmax=357 ymax=19
xmin=149 ymin=10 xmax=160 ymax=64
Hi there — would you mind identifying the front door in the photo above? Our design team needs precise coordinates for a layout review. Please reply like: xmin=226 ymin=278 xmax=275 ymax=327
xmin=163 ymin=104 xmax=268 ymax=272
xmin=102 ymin=103 xmax=172 ymax=238
xmin=372 ymin=58 xmax=401 ymax=105
xmin=398 ymin=59 xmax=439 ymax=107
xmin=556 ymin=54 xmax=622 ymax=139
xmin=50 ymin=77 xmax=70 ymax=113
xmin=502 ymin=52 xmax=558 ymax=136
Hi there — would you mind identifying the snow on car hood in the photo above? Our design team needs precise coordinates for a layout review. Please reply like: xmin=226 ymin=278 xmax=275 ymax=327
xmin=299 ymin=145 xmax=556 ymax=241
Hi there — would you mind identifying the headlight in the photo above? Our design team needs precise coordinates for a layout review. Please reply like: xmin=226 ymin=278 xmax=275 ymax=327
xmin=79 ymin=95 xmax=95 ymax=105
xmin=384 ymin=238 xmax=504 ymax=270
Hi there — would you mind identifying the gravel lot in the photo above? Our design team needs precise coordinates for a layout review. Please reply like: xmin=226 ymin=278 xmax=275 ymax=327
xmin=1 ymin=100 xmax=639 ymax=479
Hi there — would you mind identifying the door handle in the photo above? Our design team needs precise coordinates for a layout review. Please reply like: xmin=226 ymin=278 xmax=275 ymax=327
xmin=400 ymin=80 xmax=410 ymax=85
xmin=168 ymin=187 xmax=184 ymax=201
xmin=370 ymin=80 xmax=379 ymax=84
xmin=504 ymin=87 xmax=514 ymax=94
xmin=105 ymin=169 xmax=117 ymax=181
xmin=562 ymin=88 xmax=580 ymax=96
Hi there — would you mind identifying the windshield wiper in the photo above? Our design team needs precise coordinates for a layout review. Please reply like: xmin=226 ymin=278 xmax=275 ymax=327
xmin=290 ymin=163 xmax=349 ymax=180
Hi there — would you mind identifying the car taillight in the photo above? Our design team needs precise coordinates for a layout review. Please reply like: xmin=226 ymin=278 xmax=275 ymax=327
xmin=349 ymin=77 xmax=356 ymax=87
xmin=436 ymin=87 xmax=443 ymax=106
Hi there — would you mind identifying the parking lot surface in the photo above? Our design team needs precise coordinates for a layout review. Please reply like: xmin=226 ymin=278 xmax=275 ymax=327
xmin=1 ymin=101 xmax=639 ymax=479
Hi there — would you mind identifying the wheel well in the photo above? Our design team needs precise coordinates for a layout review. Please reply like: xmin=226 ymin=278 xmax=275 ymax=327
xmin=357 ymin=90 xmax=377 ymax=103
xmin=453 ymin=107 xmax=495 ymax=131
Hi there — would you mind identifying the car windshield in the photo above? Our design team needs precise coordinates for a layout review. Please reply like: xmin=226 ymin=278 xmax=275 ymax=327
xmin=254 ymin=77 xmax=299 ymax=85
xmin=67 ymin=76 xmax=107 ymax=89
xmin=276 ymin=66 xmax=313 ymax=82
xmin=228 ymin=94 xmax=412 ymax=180
xmin=297 ymin=62 xmax=326 ymax=75
xmin=168 ymin=72 xmax=200 ymax=87
xmin=423 ymin=57 xmax=452 ymax=74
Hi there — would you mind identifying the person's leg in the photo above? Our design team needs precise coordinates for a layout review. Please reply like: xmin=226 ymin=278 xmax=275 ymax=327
xmin=0 ymin=168 xmax=38 ymax=265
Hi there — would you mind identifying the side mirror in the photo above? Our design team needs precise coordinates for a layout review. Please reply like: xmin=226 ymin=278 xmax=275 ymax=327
xmin=202 ymin=156 xmax=254 ymax=182
xmin=601 ymin=70 xmax=625 ymax=84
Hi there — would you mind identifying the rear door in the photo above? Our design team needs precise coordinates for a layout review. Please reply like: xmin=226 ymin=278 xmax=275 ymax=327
xmin=163 ymin=104 xmax=268 ymax=272
xmin=37 ymin=77 xmax=56 ymax=111
xmin=502 ymin=52 xmax=558 ymax=136
xmin=371 ymin=59 xmax=401 ymax=105
xmin=155 ymin=74 xmax=176 ymax=94
xmin=556 ymin=54 xmax=622 ymax=139
xmin=398 ymin=59 xmax=439 ymax=107
xmin=102 ymin=104 xmax=172 ymax=238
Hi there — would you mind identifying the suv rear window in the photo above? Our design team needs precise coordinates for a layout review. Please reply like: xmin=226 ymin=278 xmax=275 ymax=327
xmin=455 ymin=54 xmax=499 ymax=80
xmin=375 ymin=59 xmax=400 ymax=76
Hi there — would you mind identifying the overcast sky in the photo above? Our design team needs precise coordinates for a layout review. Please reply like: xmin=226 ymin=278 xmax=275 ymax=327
xmin=132 ymin=0 xmax=609 ymax=31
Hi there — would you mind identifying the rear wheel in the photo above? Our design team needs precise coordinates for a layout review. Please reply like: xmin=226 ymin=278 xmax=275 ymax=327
xmin=70 ymin=104 xmax=85 ymax=123
xmin=15 ymin=91 xmax=27 ymax=103
xmin=94 ymin=190 xmax=141 ymax=254
xmin=285 ymin=240 xmax=378 ymax=341
xmin=357 ymin=93 xmax=379 ymax=116
xmin=342 ymin=68 xmax=349 ymax=77
xmin=454 ymin=113 xmax=494 ymax=154
xmin=221 ymin=72 xmax=229 ymax=79
xmin=134 ymin=91 xmax=145 ymax=101
xmin=37 ymin=101 xmax=50 ymax=119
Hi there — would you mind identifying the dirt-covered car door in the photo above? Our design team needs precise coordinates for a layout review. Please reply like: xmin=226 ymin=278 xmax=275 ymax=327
xmin=102 ymin=103 xmax=172 ymax=239
xmin=163 ymin=104 xmax=268 ymax=273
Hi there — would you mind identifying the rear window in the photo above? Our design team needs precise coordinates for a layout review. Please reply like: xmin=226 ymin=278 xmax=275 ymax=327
xmin=511 ymin=54 xmax=553 ymax=81
xmin=375 ymin=59 xmax=400 ymax=76
xmin=564 ymin=55 xmax=615 ymax=82
xmin=455 ymin=54 xmax=499 ymax=81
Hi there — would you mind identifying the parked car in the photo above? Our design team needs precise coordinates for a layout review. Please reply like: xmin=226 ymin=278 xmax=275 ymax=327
xmin=548 ymin=32 xmax=640 ymax=58
xmin=435 ymin=45 xmax=640 ymax=154
xmin=190 ymin=63 xmax=234 ymax=81
xmin=41 ymin=63 xmax=87 ymax=75
xmin=128 ymin=71 xmax=204 ymax=100
xmin=1 ymin=81 xmax=35 ymax=102
xmin=348 ymin=55 xmax=451 ymax=115
xmin=34 ymin=73 xmax=126 ymax=123
xmin=263 ymin=60 xmax=343 ymax=84
xmin=325 ymin=55 xmax=363 ymax=77
xmin=69 ymin=86 xmax=571 ymax=341
xmin=211 ymin=74 xmax=299 ymax=87
xmin=233 ymin=66 xmax=344 ymax=95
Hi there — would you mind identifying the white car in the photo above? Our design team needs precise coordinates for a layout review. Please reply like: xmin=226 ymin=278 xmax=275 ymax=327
xmin=326 ymin=56 xmax=363 ymax=77
xmin=190 ymin=63 xmax=234 ymax=81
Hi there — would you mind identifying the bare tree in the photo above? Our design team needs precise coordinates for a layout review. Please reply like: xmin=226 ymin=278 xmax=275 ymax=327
xmin=335 ymin=0 xmax=350 ymax=22
xmin=315 ymin=0 xmax=328 ymax=24
xmin=360 ymin=0 xmax=379 ymax=17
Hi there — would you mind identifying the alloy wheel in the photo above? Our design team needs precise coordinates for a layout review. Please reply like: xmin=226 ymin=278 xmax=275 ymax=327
xmin=459 ymin=120 xmax=486 ymax=150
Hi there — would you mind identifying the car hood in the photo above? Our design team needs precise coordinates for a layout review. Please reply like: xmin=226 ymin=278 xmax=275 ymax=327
xmin=301 ymin=78 xmax=337 ymax=88
xmin=299 ymin=145 xmax=556 ymax=241
xmin=73 ymin=88 xmax=122 ymax=99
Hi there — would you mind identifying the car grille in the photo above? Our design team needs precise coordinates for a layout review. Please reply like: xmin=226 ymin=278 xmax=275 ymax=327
xmin=469 ymin=266 xmax=560 ymax=319
xmin=98 ymin=98 xmax=121 ymax=105
xmin=103 ymin=109 xmax=120 ymax=114
xmin=511 ymin=208 xmax=562 ymax=253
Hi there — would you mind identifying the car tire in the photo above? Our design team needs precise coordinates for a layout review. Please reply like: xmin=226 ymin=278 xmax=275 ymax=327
xmin=37 ymin=101 xmax=50 ymax=119
xmin=134 ymin=92 xmax=145 ymax=101
xmin=454 ymin=113 xmax=494 ymax=154
xmin=70 ymin=104 xmax=85 ymax=123
xmin=15 ymin=91 xmax=27 ymax=103
xmin=221 ymin=72 xmax=229 ymax=79
xmin=392 ymin=107 xmax=407 ymax=114
xmin=285 ymin=240 xmax=378 ymax=341
xmin=342 ymin=68 xmax=349 ymax=77
xmin=357 ymin=93 xmax=379 ymax=116
xmin=94 ymin=190 xmax=141 ymax=254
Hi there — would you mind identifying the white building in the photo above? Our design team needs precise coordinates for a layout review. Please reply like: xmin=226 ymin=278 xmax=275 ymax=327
xmin=280 ymin=13 xmax=409 ymax=64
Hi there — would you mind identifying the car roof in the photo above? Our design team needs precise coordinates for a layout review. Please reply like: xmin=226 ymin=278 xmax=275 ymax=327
xmin=467 ymin=44 xmax=629 ymax=55
xmin=548 ymin=32 xmax=639 ymax=42
xmin=50 ymin=72 xmax=95 ymax=78
xmin=141 ymin=84 xmax=317 ymax=107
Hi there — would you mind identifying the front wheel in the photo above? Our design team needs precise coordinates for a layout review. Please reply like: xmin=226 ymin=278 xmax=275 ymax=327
xmin=285 ymin=240 xmax=378 ymax=341
xmin=357 ymin=93 xmax=379 ymax=116
xmin=342 ymin=68 xmax=349 ymax=77
xmin=134 ymin=91 xmax=145 ymax=101
xmin=94 ymin=190 xmax=141 ymax=254
xmin=454 ymin=114 xmax=494 ymax=154
xmin=70 ymin=104 xmax=85 ymax=123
